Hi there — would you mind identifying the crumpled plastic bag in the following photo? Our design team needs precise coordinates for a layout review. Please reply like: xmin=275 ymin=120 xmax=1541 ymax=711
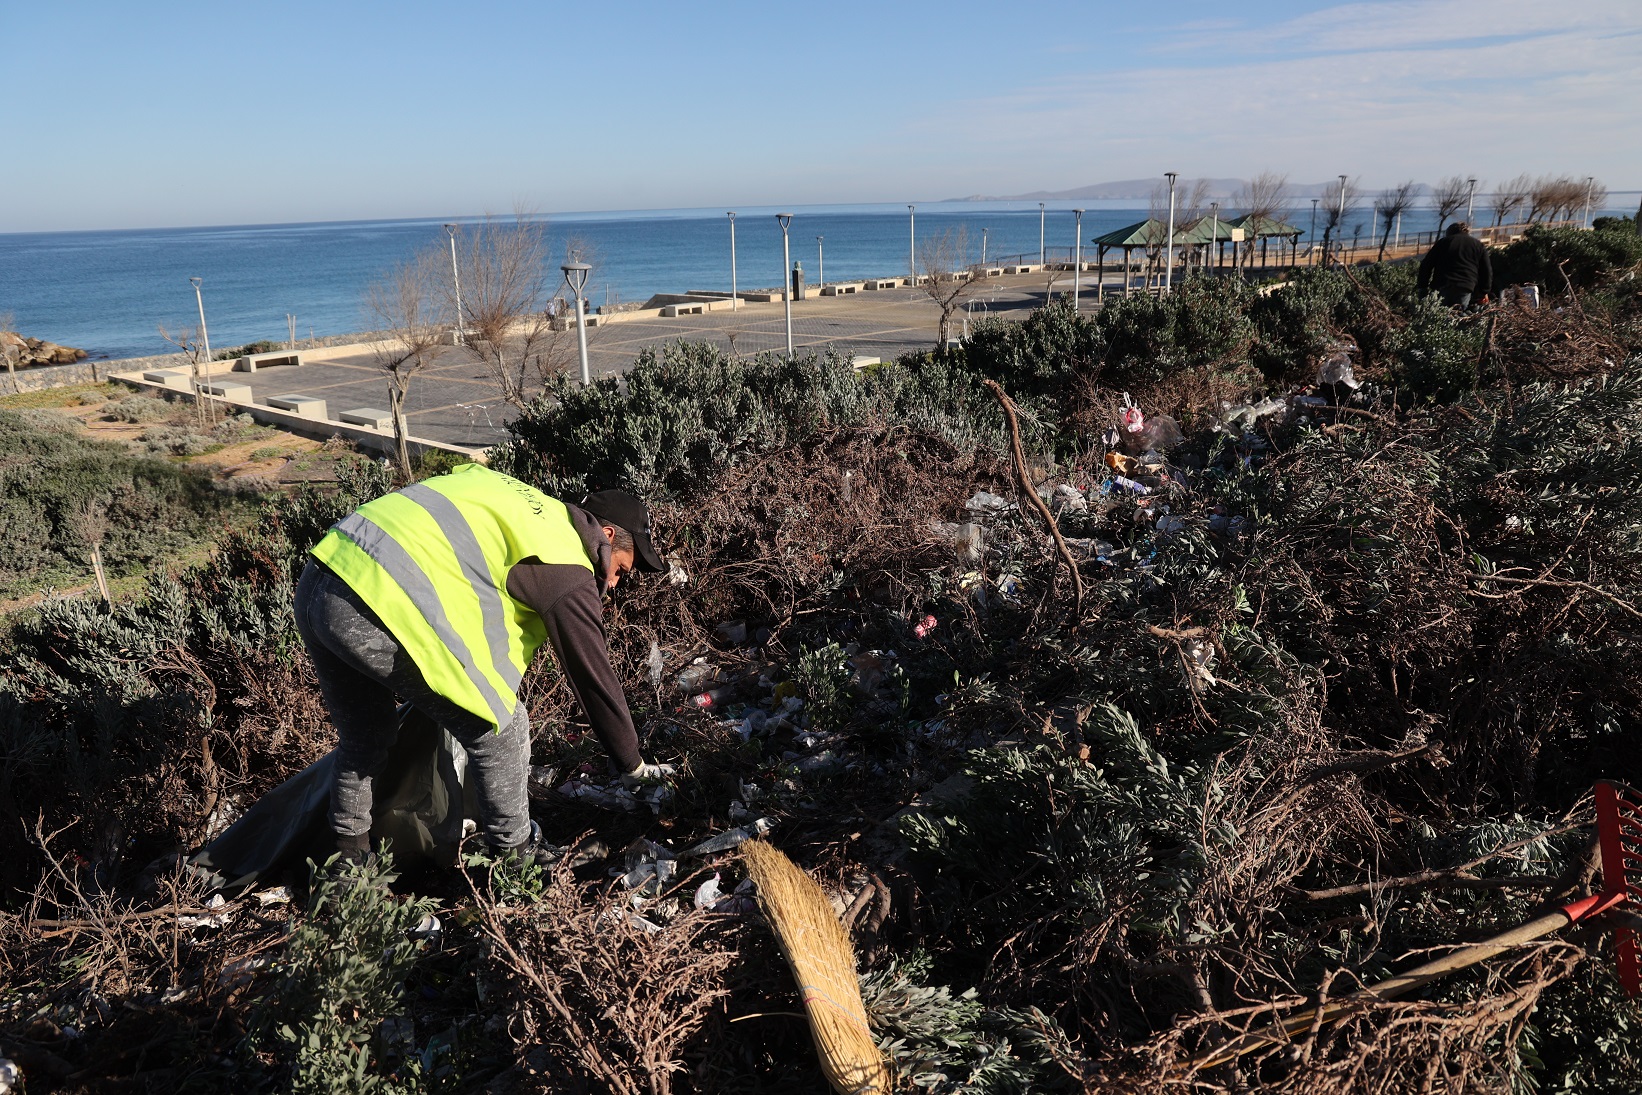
xmin=1318 ymin=340 xmax=1361 ymax=389
xmin=185 ymin=706 xmax=476 ymax=897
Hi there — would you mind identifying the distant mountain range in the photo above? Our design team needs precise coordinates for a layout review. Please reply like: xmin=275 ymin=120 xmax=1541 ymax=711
xmin=947 ymin=178 xmax=1384 ymax=202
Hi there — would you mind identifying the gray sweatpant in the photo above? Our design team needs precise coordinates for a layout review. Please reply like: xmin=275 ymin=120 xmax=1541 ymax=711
xmin=293 ymin=560 xmax=532 ymax=851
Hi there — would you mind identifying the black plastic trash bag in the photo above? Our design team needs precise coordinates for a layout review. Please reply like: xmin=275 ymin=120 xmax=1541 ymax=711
xmin=185 ymin=706 xmax=476 ymax=897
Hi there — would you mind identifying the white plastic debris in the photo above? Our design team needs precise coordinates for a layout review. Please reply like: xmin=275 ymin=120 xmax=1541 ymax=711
xmin=254 ymin=886 xmax=293 ymax=907
xmin=965 ymin=490 xmax=1016 ymax=516
xmin=694 ymin=873 xmax=722 ymax=909
xmin=558 ymin=779 xmax=645 ymax=814
xmin=1318 ymin=341 xmax=1361 ymax=389
xmin=1050 ymin=483 xmax=1088 ymax=515
xmin=646 ymin=641 xmax=665 ymax=690
xmin=0 ymin=1059 xmax=21 ymax=1095
xmin=410 ymin=914 xmax=443 ymax=943
xmin=179 ymin=891 xmax=233 ymax=930
xmin=681 ymin=818 xmax=774 ymax=857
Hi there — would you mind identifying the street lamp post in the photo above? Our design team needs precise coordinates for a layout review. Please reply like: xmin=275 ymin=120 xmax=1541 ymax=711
xmin=816 ymin=235 xmax=824 ymax=288
xmin=1038 ymin=202 xmax=1045 ymax=265
xmin=1466 ymin=177 xmax=1477 ymax=224
xmin=1164 ymin=172 xmax=1178 ymax=293
xmin=561 ymin=261 xmax=592 ymax=385
xmin=1336 ymin=174 xmax=1347 ymax=265
xmin=727 ymin=212 xmax=738 ymax=312
xmin=908 ymin=204 xmax=916 ymax=283
xmin=1072 ymin=209 xmax=1085 ymax=309
xmin=777 ymin=213 xmax=795 ymax=358
xmin=189 ymin=277 xmax=212 ymax=363
xmin=1584 ymin=176 xmax=1595 ymax=229
xmin=1310 ymin=198 xmax=1319 ymax=265
xmin=981 ymin=227 xmax=989 ymax=266
xmin=1210 ymin=201 xmax=1221 ymax=272
xmin=443 ymin=224 xmax=464 ymax=345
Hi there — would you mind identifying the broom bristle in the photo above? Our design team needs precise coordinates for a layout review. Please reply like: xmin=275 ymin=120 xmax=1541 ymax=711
xmin=742 ymin=840 xmax=890 ymax=1095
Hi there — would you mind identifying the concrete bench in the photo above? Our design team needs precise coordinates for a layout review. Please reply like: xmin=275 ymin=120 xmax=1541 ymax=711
xmin=739 ymin=290 xmax=785 ymax=302
xmin=980 ymin=267 xmax=1004 ymax=277
xmin=339 ymin=408 xmax=394 ymax=430
xmin=195 ymin=380 xmax=253 ymax=401
xmin=1005 ymin=264 xmax=1040 ymax=274
xmin=233 ymin=349 xmax=303 ymax=372
xmin=864 ymin=278 xmax=905 ymax=290
xmin=821 ymin=282 xmax=862 ymax=296
xmin=850 ymin=355 xmax=881 ymax=370
xmin=143 ymin=369 xmax=192 ymax=391
xmin=660 ymin=302 xmax=706 ymax=317
xmin=267 ymin=394 xmax=328 ymax=420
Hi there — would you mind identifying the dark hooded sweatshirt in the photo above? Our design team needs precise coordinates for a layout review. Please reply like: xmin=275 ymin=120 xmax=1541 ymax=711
xmin=504 ymin=502 xmax=642 ymax=772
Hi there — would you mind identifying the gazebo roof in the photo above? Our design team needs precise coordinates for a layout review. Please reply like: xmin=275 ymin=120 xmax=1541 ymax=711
xmin=1091 ymin=219 xmax=1174 ymax=248
xmin=1225 ymin=213 xmax=1303 ymax=238
xmin=1176 ymin=218 xmax=1242 ymax=245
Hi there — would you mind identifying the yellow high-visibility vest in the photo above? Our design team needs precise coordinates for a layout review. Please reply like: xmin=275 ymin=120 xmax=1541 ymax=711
xmin=311 ymin=463 xmax=592 ymax=729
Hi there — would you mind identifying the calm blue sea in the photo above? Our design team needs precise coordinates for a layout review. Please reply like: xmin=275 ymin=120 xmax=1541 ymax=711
xmin=2 ymin=199 xmax=1633 ymax=361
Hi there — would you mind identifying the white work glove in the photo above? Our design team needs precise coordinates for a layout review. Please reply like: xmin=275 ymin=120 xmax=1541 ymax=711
xmin=620 ymin=760 xmax=677 ymax=789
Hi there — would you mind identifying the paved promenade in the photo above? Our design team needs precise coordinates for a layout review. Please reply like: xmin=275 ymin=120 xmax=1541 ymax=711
xmin=199 ymin=271 xmax=1090 ymax=448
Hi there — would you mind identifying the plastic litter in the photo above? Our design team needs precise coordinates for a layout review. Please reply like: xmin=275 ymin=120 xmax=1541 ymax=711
xmin=0 ymin=1059 xmax=21 ymax=1094
xmin=1137 ymin=414 xmax=1184 ymax=451
xmin=1110 ymin=476 xmax=1151 ymax=496
xmin=912 ymin=614 xmax=938 ymax=639
xmin=645 ymin=641 xmax=665 ymax=690
xmin=676 ymin=660 xmax=719 ymax=694
xmin=1105 ymin=451 xmax=1136 ymax=475
xmin=179 ymin=892 xmax=232 ymax=931
xmin=715 ymin=620 xmax=748 ymax=645
xmin=1318 ymin=341 xmax=1361 ymax=389
xmin=1122 ymin=405 xmax=1145 ymax=433
xmin=965 ymin=490 xmax=1016 ymax=516
xmin=691 ymin=686 xmax=733 ymax=709
xmin=683 ymin=817 xmax=775 ymax=857
xmin=666 ymin=555 xmax=691 ymax=586
xmin=410 ymin=914 xmax=443 ymax=943
xmin=932 ymin=520 xmax=986 ymax=566
xmin=694 ymin=872 xmax=722 ymax=909
xmin=1050 ymin=483 xmax=1088 ymax=515
xmin=254 ymin=886 xmax=292 ymax=907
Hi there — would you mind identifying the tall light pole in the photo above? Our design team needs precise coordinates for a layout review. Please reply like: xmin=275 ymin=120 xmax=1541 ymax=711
xmin=1072 ymin=209 xmax=1085 ymax=308
xmin=1466 ymin=177 xmax=1478 ymax=224
xmin=777 ymin=213 xmax=795 ymax=358
xmin=561 ymin=261 xmax=592 ymax=385
xmin=1309 ymin=198 xmax=1319 ymax=265
xmin=1335 ymin=174 xmax=1348 ymax=265
xmin=1038 ymin=202 xmax=1046 ymax=265
xmin=444 ymin=224 xmax=464 ymax=345
xmin=1584 ymin=176 xmax=1595 ymax=228
xmin=816 ymin=235 xmax=824 ymax=288
xmin=189 ymin=277 xmax=212 ymax=363
xmin=727 ymin=212 xmax=738 ymax=312
xmin=1209 ymin=201 xmax=1220 ymax=272
xmin=1164 ymin=172 xmax=1179 ymax=293
xmin=981 ymin=227 xmax=989 ymax=266
xmin=908 ymin=204 xmax=916 ymax=283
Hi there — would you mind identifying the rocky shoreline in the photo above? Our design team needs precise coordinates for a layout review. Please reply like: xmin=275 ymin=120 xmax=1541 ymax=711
xmin=1 ymin=329 xmax=88 ymax=368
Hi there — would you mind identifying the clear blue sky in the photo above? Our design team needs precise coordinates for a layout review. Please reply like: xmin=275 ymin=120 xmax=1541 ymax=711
xmin=3 ymin=0 xmax=1638 ymax=231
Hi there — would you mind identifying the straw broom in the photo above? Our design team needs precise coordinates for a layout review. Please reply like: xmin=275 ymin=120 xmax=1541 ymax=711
xmin=742 ymin=840 xmax=891 ymax=1095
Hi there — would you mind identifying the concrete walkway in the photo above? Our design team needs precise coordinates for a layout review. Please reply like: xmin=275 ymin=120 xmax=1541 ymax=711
xmin=205 ymin=272 xmax=1086 ymax=448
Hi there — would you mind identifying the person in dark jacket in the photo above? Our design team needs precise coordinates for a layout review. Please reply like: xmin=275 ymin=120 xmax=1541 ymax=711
xmin=1417 ymin=222 xmax=1492 ymax=307
xmin=294 ymin=464 xmax=672 ymax=866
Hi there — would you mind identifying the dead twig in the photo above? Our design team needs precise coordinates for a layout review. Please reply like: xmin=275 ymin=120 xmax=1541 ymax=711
xmin=982 ymin=378 xmax=1085 ymax=620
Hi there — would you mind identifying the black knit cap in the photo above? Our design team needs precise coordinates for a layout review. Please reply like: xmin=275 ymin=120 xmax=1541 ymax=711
xmin=579 ymin=490 xmax=665 ymax=572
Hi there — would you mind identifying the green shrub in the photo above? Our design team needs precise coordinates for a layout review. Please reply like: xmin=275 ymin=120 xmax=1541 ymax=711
xmin=215 ymin=339 xmax=284 ymax=361
xmin=254 ymin=854 xmax=437 ymax=1093
xmin=412 ymin=448 xmax=475 ymax=479
xmin=1491 ymin=225 xmax=1642 ymax=292
xmin=1094 ymin=275 xmax=1255 ymax=389
xmin=1249 ymin=267 xmax=1352 ymax=385
xmin=959 ymin=297 xmax=1100 ymax=402
xmin=1387 ymin=296 xmax=1486 ymax=401
xmin=102 ymin=395 xmax=182 ymax=424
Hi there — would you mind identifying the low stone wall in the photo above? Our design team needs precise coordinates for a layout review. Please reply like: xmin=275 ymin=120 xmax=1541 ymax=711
xmin=5 ymin=359 xmax=122 ymax=393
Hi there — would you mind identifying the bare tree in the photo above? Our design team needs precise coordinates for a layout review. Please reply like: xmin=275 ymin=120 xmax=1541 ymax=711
xmin=1375 ymin=181 xmax=1418 ymax=261
xmin=1491 ymin=174 xmax=1531 ymax=226
xmin=917 ymin=227 xmax=991 ymax=348
xmin=157 ymin=321 xmax=216 ymax=430
xmin=365 ymin=251 xmax=447 ymax=480
xmin=1430 ymin=176 xmax=1471 ymax=234
xmin=1232 ymin=172 xmax=1290 ymax=269
xmin=1526 ymin=175 xmax=1581 ymax=224
xmin=1147 ymin=179 xmax=1213 ymax=276
xmin=439 ymin=212 xmax=579 ymax=408
xmin=1320 ymin=178 xmax=1361 ymax=265
xmin=67 ymin=488 xmax=122 ymax=605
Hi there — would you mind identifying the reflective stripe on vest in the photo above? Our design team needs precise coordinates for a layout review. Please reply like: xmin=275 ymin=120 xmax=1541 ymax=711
xmin=310 ymin=464 xmax=592 ymax=730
